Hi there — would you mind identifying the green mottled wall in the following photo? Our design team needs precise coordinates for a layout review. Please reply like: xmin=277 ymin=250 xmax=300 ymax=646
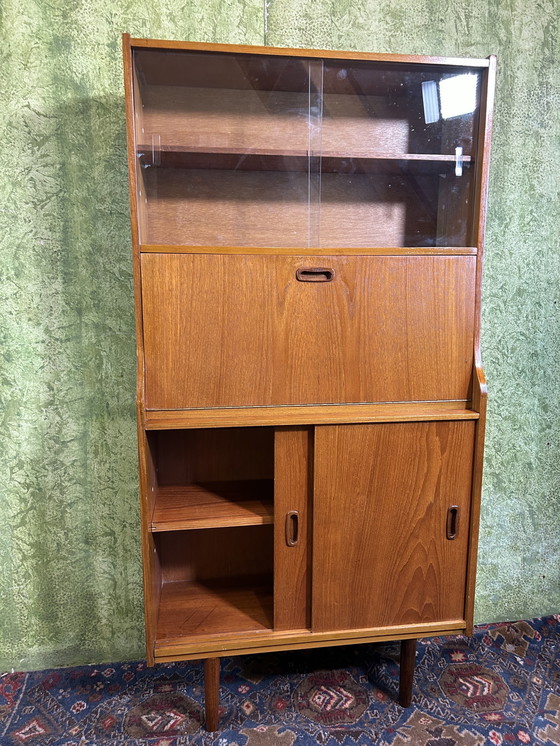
xmin=0 ymin=0 xmax=558 ymax=671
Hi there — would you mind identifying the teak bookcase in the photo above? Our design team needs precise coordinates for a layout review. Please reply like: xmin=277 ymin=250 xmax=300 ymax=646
xmin=123 ymin=35 xmax=495 ymax=731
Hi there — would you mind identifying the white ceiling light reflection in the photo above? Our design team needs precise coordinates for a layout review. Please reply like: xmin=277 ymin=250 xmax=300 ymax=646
xmin=439 ymin=73 xmax=478 ymax=119
xmin=422 ymin=73 xmax=479 ymax=123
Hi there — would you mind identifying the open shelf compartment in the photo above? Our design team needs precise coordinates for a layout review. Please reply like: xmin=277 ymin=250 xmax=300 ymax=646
xmin=155 ymin=526 xmax=274 ymax=642
xmin=147 ymin=427 xmax=274 ymax=531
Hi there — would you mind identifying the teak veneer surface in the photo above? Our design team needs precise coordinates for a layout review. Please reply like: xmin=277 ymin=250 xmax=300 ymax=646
xmin=143 ymin=403 xmax=479 ymax=430
xmin=151 ymin=481 xmax=274 ymax=532
xmin=274 ymin=428 xmax=311 ymax=630
xmin=123 ymin=35 xmax=495 ymax=728
xmin=313 ymin=421 xmax=475 ymax=631
xmin=153 ymin=619 xmax=467 ymax=662
xmin=131 ymin=39 xmax=490 ymax=71
xmin=141 ymin=254 xmax=476 ymax=409
xmin=157 ymin=576 xmax=273 ymax=641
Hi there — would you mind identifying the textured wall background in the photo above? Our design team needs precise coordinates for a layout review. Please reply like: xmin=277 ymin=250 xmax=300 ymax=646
xmin=0 ymin=0 xmax=558 ymax=671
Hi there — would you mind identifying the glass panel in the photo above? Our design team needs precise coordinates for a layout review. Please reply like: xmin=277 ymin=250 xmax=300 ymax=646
xmin=317 ymin=61 xmax=483 ymax=248
xmin=132 ymin=48 xmax=320 ymax=248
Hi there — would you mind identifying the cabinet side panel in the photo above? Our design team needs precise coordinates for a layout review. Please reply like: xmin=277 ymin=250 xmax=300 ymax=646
xmin=312 ymin=421 xmax=475 ymax=632
xmin=137 ymin=420 xmax=161 ymax=664
xmin=274 ymin=428 xmax=312 ymax=630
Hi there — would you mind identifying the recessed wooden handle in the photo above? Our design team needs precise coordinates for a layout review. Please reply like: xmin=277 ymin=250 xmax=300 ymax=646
xmin=296 ymin=268 xmax=335 ymax=282
xmin=285 ymin=510 xmax=299 ymax=546
xmin=446 ymin=506 xmax=460 ymax=540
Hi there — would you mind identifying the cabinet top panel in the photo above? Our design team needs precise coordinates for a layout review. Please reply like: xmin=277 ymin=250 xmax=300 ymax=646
xmin=125 ymin=35 xmax=493 ymax=68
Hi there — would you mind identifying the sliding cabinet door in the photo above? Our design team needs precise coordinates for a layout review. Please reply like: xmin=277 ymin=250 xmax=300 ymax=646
xmin=312 ymin=421 xmax=475 ymax=632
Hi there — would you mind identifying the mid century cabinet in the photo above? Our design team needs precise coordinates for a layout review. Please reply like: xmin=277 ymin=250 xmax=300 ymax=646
xmin=123 ymin=35 xmax=495 ymax=730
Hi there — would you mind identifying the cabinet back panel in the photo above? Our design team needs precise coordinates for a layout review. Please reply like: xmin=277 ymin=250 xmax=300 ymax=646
xmin=141 ymin=254 xmax=475 ymax=409
xmin=139 ymin=87 xmax=415 ymax=159
xmin=140 ymin=86 xmax=312 ymax=154
xmin=318 ymin=171 xmax=441 ymax=247
xmin=157 ymin=526 xmax=273 ymax=583
xmin=150 ymin=428 xmax=274 ymax=485
xmin=312 ymin=421 xmax=475 ymax=630
xmin=140 ymin=167 xmax=471 ymax=248
xmin=143 ymin=168 xmax=312 ymax=247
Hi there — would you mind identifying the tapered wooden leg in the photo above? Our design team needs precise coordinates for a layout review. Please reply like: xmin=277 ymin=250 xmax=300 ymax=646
xmin=204 ymin=657 xmax=220 ymax=731
xmin=399 ymin=638 xmax=416 ymax=707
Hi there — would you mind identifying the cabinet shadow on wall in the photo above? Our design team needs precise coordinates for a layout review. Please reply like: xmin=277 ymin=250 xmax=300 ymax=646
xmin=4 ymin=91 xmax=142 ymax=668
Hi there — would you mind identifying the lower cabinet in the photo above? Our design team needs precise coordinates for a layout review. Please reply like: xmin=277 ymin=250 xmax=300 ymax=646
xmin=139 ymin=418 xmax=477 ymax=728
xmin=143 ymin=420 xmax=475 ymax=655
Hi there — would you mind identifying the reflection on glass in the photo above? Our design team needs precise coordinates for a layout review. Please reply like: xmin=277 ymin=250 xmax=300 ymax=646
xmin=439 ymin=74 xmax=479 ymax=120
xmin=131 ymin=49 xmax=483 ymax=249
xmin=133 ymin=49 xmax=321 ymax=248
xmin=316 ymin=61 xmax=482 ymax=247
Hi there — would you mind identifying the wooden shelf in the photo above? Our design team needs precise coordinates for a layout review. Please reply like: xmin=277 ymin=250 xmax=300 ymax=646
xmin=145 ymin=402 xmax=480 ymax=430
xmin=137 ymin=145 xmax=472 ymax=173
xmin=157 ymin=575 xmax=273 ymax=642
xmin=151 ymin=480 xmax=274 ymax=531
xmin=139 ymin=245 xmax=478 ymax=255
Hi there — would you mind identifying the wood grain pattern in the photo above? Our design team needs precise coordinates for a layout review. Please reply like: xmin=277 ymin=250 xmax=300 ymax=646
xmin=320 ymin=94 xmax=408 ymax=154
xmin=144 ymin=403 xmax=479 ymax=430
xmin=153 ymin=619 xmax=466 ymax=661
xmin=156 ymin=525 xmax=273 ymax=584
xmin=142 ymin=167 xmax=312 ymax=247
xmin=157 ymin=576 xmax=273 ymax=641
xmin=312 ymin=421 xmax=475 ymax=631
xmin=141 ymin=254 xmax=476 ymax=409
xmin=150 ymin=427 xmax=274 ymax=485
xmin=125 ymin=39 xmax=494 ymax=687
xmin=316 ymin=171 xmax=431 ymax=248
xmin=151 ymin=481 xmax=273 ymax=531
xmin=139 ymin=86 xmax=311 ymax=154
xmin=274 ymin=428 xmax=312 ymax=630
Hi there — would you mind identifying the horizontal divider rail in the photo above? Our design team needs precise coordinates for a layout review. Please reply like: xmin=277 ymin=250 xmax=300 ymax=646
xmin=143 ymin=401 xmax=480 ymax=430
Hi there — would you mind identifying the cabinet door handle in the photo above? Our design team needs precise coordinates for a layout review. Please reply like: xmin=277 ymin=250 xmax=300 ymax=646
xmin=285 ymin=510 xmax=300 ymax=546
xmin=296 ymin=268 xmax=335 ymax=282
xmin=446 ymin=506 xmax=460 ymax=540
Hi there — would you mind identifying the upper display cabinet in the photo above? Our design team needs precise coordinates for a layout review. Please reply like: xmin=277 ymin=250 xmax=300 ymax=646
xmin=130 ymin=45 xmax=490 ymax=250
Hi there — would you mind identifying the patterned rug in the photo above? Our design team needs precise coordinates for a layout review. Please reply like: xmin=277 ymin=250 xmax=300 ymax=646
xmin=1 ymin=616 xmax=559 ymax=745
